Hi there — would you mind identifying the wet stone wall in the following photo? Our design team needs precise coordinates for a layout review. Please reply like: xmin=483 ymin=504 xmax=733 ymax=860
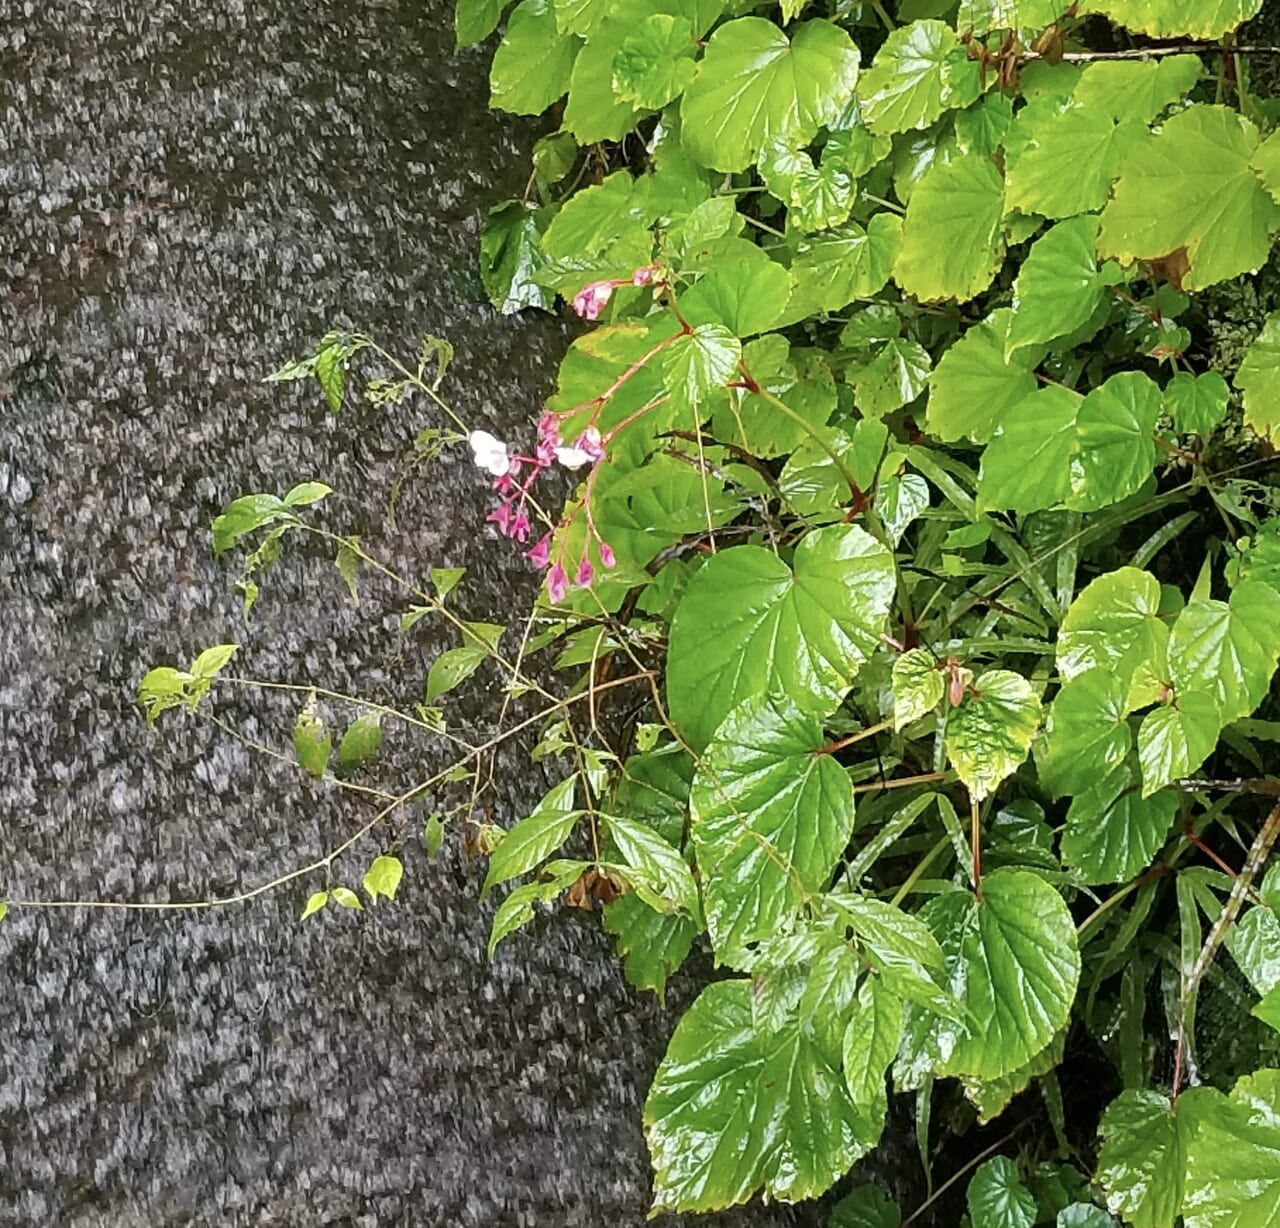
xmin=0 ymin=1 xmax=920 ymax=1224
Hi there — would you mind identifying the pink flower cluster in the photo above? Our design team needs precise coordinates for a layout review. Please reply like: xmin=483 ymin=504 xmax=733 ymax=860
xmin=571 ymin=264 xmax=661 ymax=321
xmin=472 ymin=412 xmax=617 ymax=603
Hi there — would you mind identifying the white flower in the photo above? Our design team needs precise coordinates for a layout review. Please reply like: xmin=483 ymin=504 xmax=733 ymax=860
xmin=468 ymin=430 xmax=512 ymax=477
xmin=554 ymin=443 xmax=593 ymax=470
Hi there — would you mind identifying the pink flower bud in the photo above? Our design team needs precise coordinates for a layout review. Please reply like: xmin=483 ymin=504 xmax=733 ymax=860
xmin=598 ymin=541 xmax=616 ymax=568
xmin=486 ymin=503 xmax=513 ymax=534
xmin=572 ymin=280 xmax=614 ymax=321
xmin=537 ymin=413 xmax=561 ymax=445
xmin=547 ymin=563 xmax=569 ymax=603
xmin=575 ymin=558 xmax=595 ymax=588
xmin=511 ymin=508 xmax=531 ymax=542
xmin=632 ymin=264 xmax=657 ymax=287
xmin=526 ymin=534 xmax=551 ymax=569
xmin=577 ymin=425 xmax=605 ymax=462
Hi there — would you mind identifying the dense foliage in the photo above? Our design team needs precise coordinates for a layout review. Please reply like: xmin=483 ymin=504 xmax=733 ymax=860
xmin=108 ymin=0 xmax=1280 ymax=1222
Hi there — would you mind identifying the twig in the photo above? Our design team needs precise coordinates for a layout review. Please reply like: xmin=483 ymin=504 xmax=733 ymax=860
xmin=1024 ymin=43 xmax=1280 ymax=62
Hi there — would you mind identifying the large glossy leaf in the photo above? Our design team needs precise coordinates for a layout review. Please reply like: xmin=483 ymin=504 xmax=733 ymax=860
xmin=479 ymin=201 xmax=554 ymax=314
xmin=680 ymin=18 xmax=861 ymax=172
xmin=894 ymin=156 xmax=1005 ymax=302
xmin=946 ymin=670 xmax=1043 ymax=800
xmin=667 ymin=525 xmax=895 ymax=750
xmin=967 ymin=1156 xmax=1036 ymax=1228
xmin=1061 ymin=761 xmax=1179 ymax=884
xmin=680 ymin=240 xmax=793 ymax=336
xmin=930 ymin=871 xmax=1080 ymax=1080
xmin=1236 ymin=311 xmax=1280 ymax=441
xmin=644 ymin=979 xmax=876 ymax=1212
xmin=856 ymin=19 xmax=979 ymax=135
xmin=1099 ymin=104 xmax=1280 ymax=291
xmin=785 ymin=216 xmax=902 ymax=317
xmin=689 ymin=695 xmax=856 ymax=963
xmin=611 ymin=14 xmax=697 ymax=109
xmin=1006 ymin=216 xmax=1114 ymax=356
xmin=1041 ymin=669 xmax=1132 ymax=798
xmin=603 ymin=891 xmax=699 ymax=1001
xmin=1137 ymin=690 xmax=1221 ymax=796
xmin=927 ymin=309 xmax=1039 ymax=444
xmin=1071 ymin=53 xmax=1202 ymax=122
xmin=662 ymin=323 xmax=742 ymax=412
xmin=490 ymin=0 xmax=580 ymax=114
xmin=978 ymin=387 xmax=1081 ymax=514
xmin=1168 ymin=582 xmax=1280 ymax=724
xmin=1090 ymin=0 xmax=1263 ymax=39
xmin=1057 ymin=567 xmax=1167 ymax=688
xmin=842 ymin=976 xmax=902 ymax=1110
xmin=1096 ymin=1089 xmax=1195 ymax=1228
xmin=1068 ymin=372 xmax=1161 ymax=512
xmin=1183 ymin=1069 xmax=1280 ymax=1228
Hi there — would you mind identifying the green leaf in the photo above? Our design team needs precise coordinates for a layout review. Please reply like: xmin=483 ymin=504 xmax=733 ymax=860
xmin=605 ymin=811 xmax=700 ymax=916
xmin=482 ymin=778 xmax=579 ymax=895
xmin=1091 ymin=0 xmax=1263 ymax=40
xmin=1228 ymin=905 xmax=1280 ymax=994
xmin=1183 ymin=1069 xmax=1280 ymax=1228
xmin=945 ymin=669 xmax=1043 ymax=801
xmin=689 ymin=695 xmax=856 ymax=963
xmin=1006 ymin=216 xmax=1112 ymax=356
xmin=532 ymin=131 xmax=577 ymax=186
xmin=334 ymin=535 xmax=360 ymax=606
xmin=1236 ymin=311 xmax=1280 ymax=440
xmin=1041 ymin=670 xmax=1132 ymax=798
xmin=978 ymin=386 xmax=1082 ymax=515
xmin=662 ymin=323 xmax=742 ymax=412
xmin=962 ymin=1030 xmax=1065 ymax=1124
xmin=1137 ymin=691 xmax=1221 ymax=796
xmin=667 ymin=525 xmax=895 ymax=749
xmin=1057 ymin=567 xmax=1167 ymax=692
xmin=211 ymin=494 xmax=294 ymax=556
xmin=1005 ymin=98 xmax=1144 ymax=220
xmin=955 ymin=91 xmax=1013 ymax=156
xmin=293 ymin=701 xmax=331 ymax=782
xmin=424 ymin=812 xmax=445 ymax=856
xmin=829 ymin=1184 xmax=902 ymax=1228
xmin=488 ymin=861 xmax=587 ymax=957
xmin=490 ymin=0 xmax=580 ymax=115
xmin=301 ymin=890 xmax=328 ymax=919
xmin=711 ymin=339 xmax=836 ymax=456
xmin=456 ymin=0 xmax=506 ymax=44
xmin=1097 ymin=1089 xmax=1190 ymax=1228
xmin=856 ymin=19 xmax=979 ymax=136
xmin=932 ymin=871 xmax=1080 ymax=1080
xmin=363 ymin=854 xmax=404 ymax=903
xmin=611 ymin=14 xmax=697 ymax=109
xmin=137 ymin=666 xmax=194 ymax=724
xmin=843 ymin=976 xmax=903 ymax=1109
xmin=337 ymin=713 xmax=382 ymax=773
xmin=330 ymin=886 xmax=363 ymax=910
xmin=1057 ymin=1205 xmax=1117 ymax=1228
xmin=785 ymin=215 xmax=902 ymax=317
xmin=927 ymin=309 xmax=1039 ymax=444
xmin=426 ymin=645 xmax=488 ymax=705
xmin=1169 ymin=581 xmax=1280 ymax=725
xmin=561 ymin=0 xmax=656 ymax=143
xmin=283 ymin=481 xmax=331 ymax=507
xmin=1166 ymin=370 xmax=1229 ymax=436
xmin=848 ymin=339 xmax=931 ymax=419
xmin=1099 ymin=104 xmax=1280 ymax=291
xmin=190 ymin=644 xmax=238 ymax=679
xmin=1069 ymin=371 xmax=1161 ymax=512
xmin=603 ymin=891 xmax=698 ymax=1000
xmin=876 ymin=473 xmax=929 ymax=546
xmin=892 ymin=648 xmax=944 ymax=729
xmin=894 ymin=155 xmax=1005 ymax=302
xmin=480 ymin=200 xmax=554 ymax=314
xmin=778 ymin=423 xmax=886 ymax=522
xmin=431 ymin=566 xmax=466 ymax=601
xmin=1062 ymin=761 xmax=1179 ymax=884
xmin=967 ymin=1156 xmax=1036 ymax=1228
xmin=958 ymin=0 xmax=1062 ymax=30
xmin=1252 ymin=983 xmax=1280 ymax=1033
xmin=1072 ymin=54 xmax=1203 ymax=122
xmin=644 ymin=979 xmax=875 ymax=1212
xmin=680 ymin=18 xmax=861 ymax=173
xmin=680 ymin=248 xmax=792 ymax=336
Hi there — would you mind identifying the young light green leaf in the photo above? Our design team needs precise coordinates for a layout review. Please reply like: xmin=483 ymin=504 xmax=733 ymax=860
xmin=892 ymin=648 xmax=944 ymax=730
xmin=490 ymin=0 xmax=580 ymax=115
xmin=1069 ymin=371 xmax=1161 ymax=512
xmin=1137 ymin=691 xmax=1221 ymax=796
xmin=456 ymin=0 xmax=506 ymax=45
xmin=856 ymin=19 xmax=979 ymax=136
xmin=334 ymin=536 xmax=360 ymax=605
xmin=1057 ymin=567 xmax=1167 ymax=688
xmin=211 ymin=494 xmax=295 ymax=557
xmin=363 ymin=854 xmax=404 ymax=903
xmin=488 ymin=861 xmax=587 ymax=957
xmin=784 ymin=215 xmax=902 ymax=317
xmin=337 ymin=713 xmax=383 ymax=773
xmin=945 ymin=669 xmax=1042 ymax=800
xmin=1041 ymin=670 xmax=1132 ymax=798
xmin=1099 ymin=104 xmax=1280 ymax=291
xmin=1165 ymin=370 xmax=1229 ymax=436
xmin=330 ymin=886 xmax=363 ymax=910
xmin=689 ymin=695 xmax=856 ymax=964
xmin=1062 ymin=761 xmax=1179 ymax=884
xmin=283 ymin=481 xmax=331 ymax=508
xmin=927 ymin=309 xmax=1039 ymax=444
xmin=190 ymin=644 xmax=238 ymax=679
xmin=604 ymin=811 xmax=699 ymax=916
xmin=1236 ymin=311 xmax=1280 ymax=440
xmin=679 ymin=243 xmax=793 ymax=336
xmin=645 ymin=979 xmax=878 ymax=1213
xmin=1072 ymin=53 xmax=1202 ymax=123
xmin=424 ymin=812 xmax=445 ymax=856
xmin=481 ymin=778 xmax=579 ymax=895
xmin=680 ymin=18 xmax=861 ymax=172
xmin=1006 ymin=216 xmax=1113 ymax=356
xmin=610 ymin=15 xmax=696 ymax=109
xmin=662 ymin=323 xmax=741 ymax=411
xmin=967 ymin=1156 xmax=1036 ymax=1228
xmin=894 ymin=156 xmax=1005 ymax=303
xmin=978 ymin=387 xmax=1082 ymax=515
xmin=293 ymin=700 xmax=331 ymax=782
xmin=301 ymin=890 xmax=328 ymax=919
xmin=426 ymin=645 xmax=488 ymax=705
xmin=667 ymin=526 xmax=896 ymax=749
